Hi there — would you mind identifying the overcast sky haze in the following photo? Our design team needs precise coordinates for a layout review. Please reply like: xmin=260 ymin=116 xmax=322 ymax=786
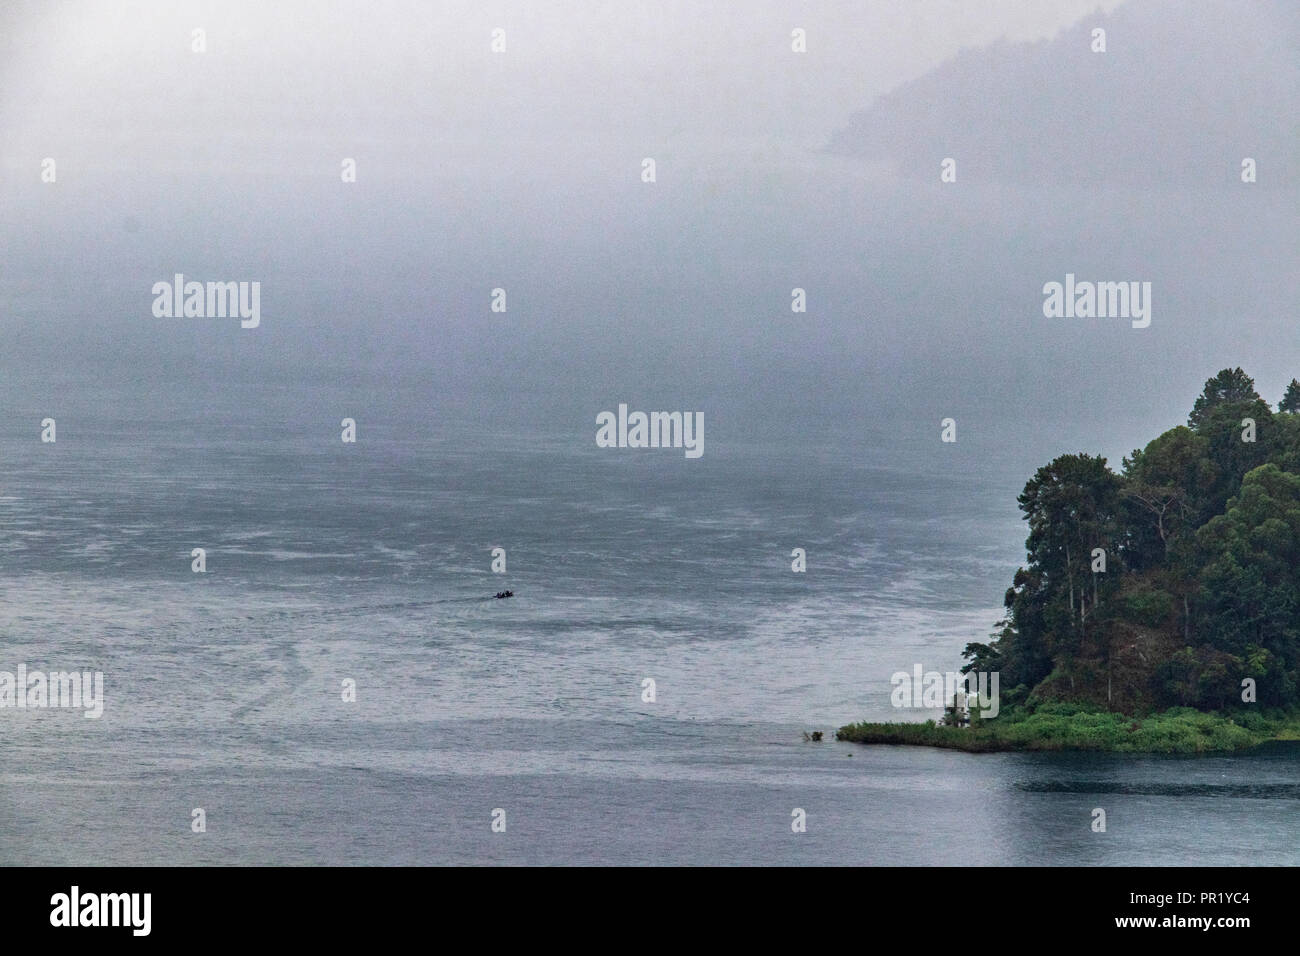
xmin=1 ymin=0 xmax=1295 ymax=468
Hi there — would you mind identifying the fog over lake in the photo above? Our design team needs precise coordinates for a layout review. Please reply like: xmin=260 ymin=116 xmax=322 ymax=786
xmin=0 ymin=0 xmax=1296 ymax=865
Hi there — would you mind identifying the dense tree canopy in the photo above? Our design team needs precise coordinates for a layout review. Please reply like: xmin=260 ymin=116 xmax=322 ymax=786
xmin=965 ymin=369 xmax=1300 ymax=713
xmin=1280 ymin=379 xmax=1300 ymax=414
xmin=1188 ymin=367 xmax=1260 ymax=430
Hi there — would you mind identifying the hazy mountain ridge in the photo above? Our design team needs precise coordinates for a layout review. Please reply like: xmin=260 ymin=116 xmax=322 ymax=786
xmin=828 ymin=0 xmax=1300 ymax=187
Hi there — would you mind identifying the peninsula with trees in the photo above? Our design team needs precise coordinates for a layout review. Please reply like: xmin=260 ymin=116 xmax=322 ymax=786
xmin=838 ymin=369 xmax=1300 ymax=753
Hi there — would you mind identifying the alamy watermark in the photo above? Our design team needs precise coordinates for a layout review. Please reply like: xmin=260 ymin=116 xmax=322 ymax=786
xmin=1042 ymin=273 xmax=1151 ymax=329
xmin=595 ymin=404 xmax=704 ymax=458
xmin=890 ymin=665 xmax=999 ymax=720
xmin=50 ymin=886 xmax=150 ymax=936
xmin=151 ymin=274 xmax=260 ymax=328
xmin=0 ymin=664 xmax=104 ymax=718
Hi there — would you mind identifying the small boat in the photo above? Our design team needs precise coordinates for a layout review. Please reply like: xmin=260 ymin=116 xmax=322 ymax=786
xmin=494 ymin=590 xmax=514 ymax=599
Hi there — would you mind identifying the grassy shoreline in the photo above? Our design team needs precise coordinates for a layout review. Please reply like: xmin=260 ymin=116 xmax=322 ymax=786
xmin=835 ymin=705 xmax=1300 ymax=754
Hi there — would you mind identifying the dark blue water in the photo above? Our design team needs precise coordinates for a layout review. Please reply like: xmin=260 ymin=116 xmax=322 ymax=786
xmin=0 ymin=387 xmax=1295 ymax=865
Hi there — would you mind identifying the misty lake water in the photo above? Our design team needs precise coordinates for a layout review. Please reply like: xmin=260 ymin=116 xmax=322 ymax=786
xmin=0 ymin=396 xmax=1295 ymax=865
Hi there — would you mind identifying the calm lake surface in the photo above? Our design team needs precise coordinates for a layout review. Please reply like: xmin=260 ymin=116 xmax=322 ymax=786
xmin=0 ymin=389 xmax=1294 ymax=865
